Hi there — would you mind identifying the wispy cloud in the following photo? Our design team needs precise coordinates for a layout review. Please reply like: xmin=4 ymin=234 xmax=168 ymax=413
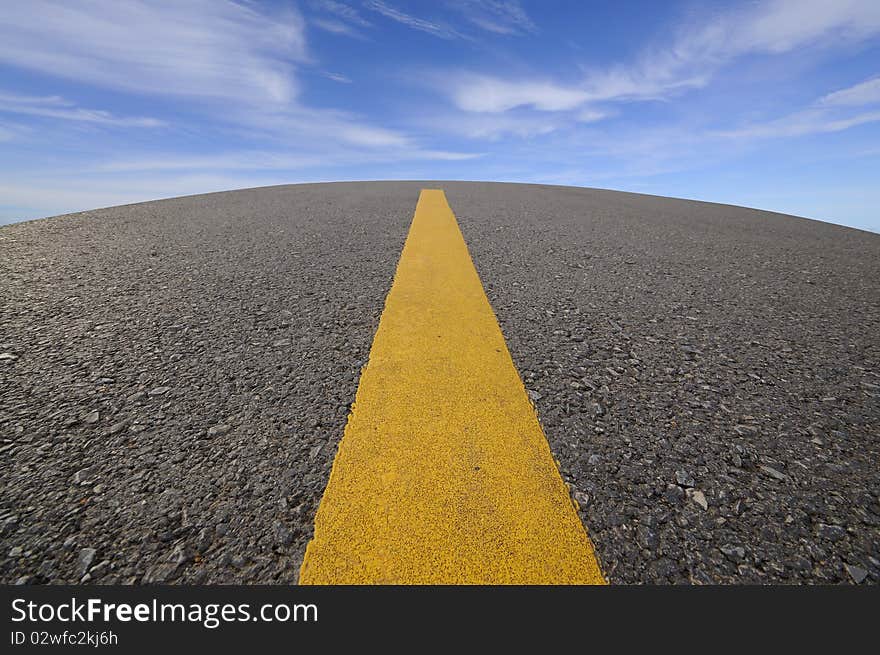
xmin=442 ymin=0 xmax=880 ymax=118
xmin=449 ymin=0 xmax=537 ymax=35
xmin=365 ymin=0 xmax=465 ymax=40
xmin=0 ymin=174 xmax=298 ymax=221
xmin=309 ymin=1 xmax=372 ymax=38
xmin=323 ymin=71 xmax=353 ymax=84
xmin=719 ymin=75 xmax=880 ymax=139
xmin=94 ymin=153 xmax=326 ymax=173
xmin=586 ymin=0 xmax=880 ymax=100
xmin=0 ymin=1 xmax=307 ymax=106
xmin=90 ymin=148 xmax=481 ymax=174
xmin=0 ymin=123 xmax=23 ymax=142
xmin=427 ymin=113 xmax=562 ymax=140
xmin=0 ymin=92 xmax=163 ymax=127
xmin=312 ymin=17 xmax=363 ymax=38
xmin=316 ymin=0 xmax=535 ymax=40
xmin=449 ymin=75 xmax=589 ymax=112
xmin=719 ymin=109 xmax=880 ymax=139
xmin=312 ymin=1 xmax=372 ymax=28
xmin=712 ymin=0 xmax=880 ymax=55
xmin=88 ymin=145 xmax=483 ymax=173
xmin=576 ymin=109 xmax=612 ymax=124
xmin=0 ymin=1 xmax=426 ymax=155
xmin=820 ymin=76 xmax=880 ymax=106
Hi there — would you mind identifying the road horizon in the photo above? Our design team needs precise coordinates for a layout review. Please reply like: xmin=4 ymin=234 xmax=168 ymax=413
xmin=2 ymin=179 xmax=878 ymax=236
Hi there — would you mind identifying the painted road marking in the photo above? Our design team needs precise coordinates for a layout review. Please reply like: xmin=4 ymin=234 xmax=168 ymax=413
xmin=299 ymin=189 xmax=605 ymax=584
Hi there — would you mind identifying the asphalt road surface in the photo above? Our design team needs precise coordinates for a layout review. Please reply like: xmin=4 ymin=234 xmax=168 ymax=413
xmin=1 ymin=181 xmax=878 ymax=584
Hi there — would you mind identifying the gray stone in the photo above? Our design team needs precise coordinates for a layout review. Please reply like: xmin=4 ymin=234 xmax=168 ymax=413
xmin=665 ymin=484 xmax=685 ymax=504
xmin=845 ymin=564 xmax=868 ymax=584
xmin=190 ymin=569 xmax=208 ymax=584
xmin=817 ymin=524 xmax=847 ymax=542
xmin=273 ymin=520 xmax=294 ymax=546
xmin=74 ymin=465 xmax=100 ymax=485
xmin=759 ymin=465 xmax=787 ymax=482
xmin=675 ymin=469 xmax=695 ymax=487
xmin=143 ymin=562 xmax=180 ymax=584
xmin=720 ymin=544 xmax=746 ymax=561
xmin=37 ymin=560 xmax=56 ymax=579
xmin=107 ymin=420 xmax=128 ymax=435
xmin=195 ymin=528 xmax=214 ymax=552
xmin=206 ymin=424 xmax=232 ymax=438
xmin=76 ymin=548 xmax=96 ymax=577
xmin=171 ymin=544 xmax=192 ymax=567
xmin=687 ymin=488 xmax=708 ymax=510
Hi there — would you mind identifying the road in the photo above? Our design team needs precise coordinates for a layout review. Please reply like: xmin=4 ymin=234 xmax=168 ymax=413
xmin=1 ymin=181 xmax=878 ymax=584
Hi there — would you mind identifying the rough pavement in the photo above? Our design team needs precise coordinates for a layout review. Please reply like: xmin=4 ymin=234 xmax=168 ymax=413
xmin=1 ymin=181 xmax=878 ymax=584
xmin=445 ymin=182 xmax=880 ymax=584
xmin=0 ymin=183 xmax=414 ymax=584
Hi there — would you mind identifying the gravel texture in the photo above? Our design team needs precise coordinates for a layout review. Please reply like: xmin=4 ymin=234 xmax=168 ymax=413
xmin=2 ymin=181 xmax=878 ymax=585
xmin=444 ymin=182 xmax=880 ymax=584
xmin=0 ymin=183 xmax=415 ymax=584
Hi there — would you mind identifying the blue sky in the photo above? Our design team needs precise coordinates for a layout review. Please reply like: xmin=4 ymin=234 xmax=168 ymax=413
xmin=1 ymin=1 xmax=879 ymax=231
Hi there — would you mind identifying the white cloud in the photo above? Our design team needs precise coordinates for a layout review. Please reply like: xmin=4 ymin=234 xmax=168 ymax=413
xmin=450 ymin=1 xmax=537 ymax=35
xmin=718 ymin=74 xmax=880 ymax=140
xmin=576 ymin=109 xmax=611 ymax=124
xmin=94 ymin=153 xmax=325 ymax=173
xmin=418 ymin=150 xmax=483 ymax=161
xmin=0 ymin=1 xmax=306 ymax=106
xmin=719 ymin=108 xmax=880 ymax=140
xmin=0 ymin=174 xmax=296 ymax=221
xmin=0 ymin=92 xmax=163 ymax=127
xmin=312 ymin=17 xmax=363 ymax=37
xmin=602 ymin=0 xmax=880 ymax=101
xmin=334 ymin=123 xmax=411 ymax=147
xmin=0 ymin=119 xmax=32 ymax=142
xmin=418 ymin=111 xmax=566 ymax=139
xmin=721 ymin=0 xmax=880 ymax=55
xmin=820 ymin=76 xmax=880 ymax=106
xmin=364 ymin=1 xmax=464 ymax=40
xmin=312 ymin=1 xmax=372 ymax=28
xmin=323 ymin=72 xmax=353 ymax=84
xmin=91 ymin=147 xmax=481 ymax=173
xmin=450 ymin=75 xmax=589 ymax=112
xmin=442 ymin=0 xmax=880 ymax=117
xmin=0 ymin=1 xmax=427 ymax=154
xmin=204 ymin=100 xmax=417 ymax=151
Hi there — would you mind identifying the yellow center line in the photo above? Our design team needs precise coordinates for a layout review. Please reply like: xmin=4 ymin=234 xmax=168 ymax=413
xmin=299 ymin=189 xmax=605 ymax=584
